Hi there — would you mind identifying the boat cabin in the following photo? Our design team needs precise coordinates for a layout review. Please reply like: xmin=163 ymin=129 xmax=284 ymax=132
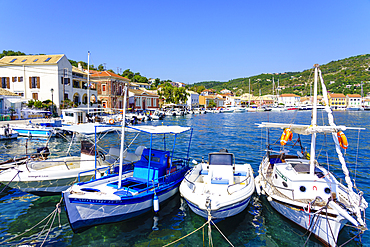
xmin=62 ymin=109 xmax=87 ymax=124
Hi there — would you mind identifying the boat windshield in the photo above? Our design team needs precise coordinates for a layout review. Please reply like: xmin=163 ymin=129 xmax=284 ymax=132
xmin=209 ymin=153 xmax=233 ymax=166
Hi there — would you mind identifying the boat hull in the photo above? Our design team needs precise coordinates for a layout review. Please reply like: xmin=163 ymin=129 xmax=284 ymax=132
xmin=268 ymin=197 xmax=345 ymax=246
xmin=63 ymin=179 xmax=180 ymax=232
xmin=185 ymin=196 xmax=252 ymax=219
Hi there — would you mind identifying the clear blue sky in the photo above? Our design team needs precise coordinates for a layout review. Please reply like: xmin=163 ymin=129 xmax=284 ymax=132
xmin=1 ymin=0 xmax=369 ymax=84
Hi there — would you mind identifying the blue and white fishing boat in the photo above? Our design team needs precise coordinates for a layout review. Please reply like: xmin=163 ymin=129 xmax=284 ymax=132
xmin=63 ymin=124 xmax=193 ymax=232
xmin=254 ymin=65 xmax=368 ymax=246
xmin=180 ymin=149 xmax=255 ymax=220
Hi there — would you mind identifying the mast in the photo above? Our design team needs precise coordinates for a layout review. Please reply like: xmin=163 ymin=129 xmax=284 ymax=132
xmin=87 ymin=51 xmax=90 ymax=114
xmin=118 ymin=83 xmax=128 ymax=189
xmin=248 ymin=78 xmax=251 ymax=107
xmin=309 ymin=64 xmax=319 ymax=175
xmin=272 ymin=77 xmax=275 ymax=105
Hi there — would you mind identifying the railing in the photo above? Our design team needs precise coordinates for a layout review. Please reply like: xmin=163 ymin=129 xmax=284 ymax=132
xmin=77 ymin=165 xmax=111 ymax=182
xmin=227 ymin=174 xmax=251 ymax=195
xmin=183 ymin=169 xmax=196 ymax=192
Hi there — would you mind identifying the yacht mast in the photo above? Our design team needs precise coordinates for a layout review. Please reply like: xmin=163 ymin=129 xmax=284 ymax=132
xmin=118 ymin=84 xmax=128 ymax=189
xmin=309 ymin=64 xmax=319 ymax=175
xmin=248 ymin=78 xmax=251 ymax=107
xmin=87 ymin=51 xmax=90 ymax=114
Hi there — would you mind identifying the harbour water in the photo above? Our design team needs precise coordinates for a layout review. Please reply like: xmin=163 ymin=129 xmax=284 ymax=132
xmin=0 ymin=111 xmax=369 ymax=246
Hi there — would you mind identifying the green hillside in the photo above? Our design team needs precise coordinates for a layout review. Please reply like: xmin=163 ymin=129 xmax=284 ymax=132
xmin=190 ymin=54 xmax=370 ymax=96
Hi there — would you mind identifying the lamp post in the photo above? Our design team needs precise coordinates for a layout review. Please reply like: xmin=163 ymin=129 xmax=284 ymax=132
xmin=51 ymin=88 xmax=54 ymax=117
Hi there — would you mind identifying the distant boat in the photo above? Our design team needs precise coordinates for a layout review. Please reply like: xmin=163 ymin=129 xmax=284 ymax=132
xmin=11 ymin=121 xmax=56 ymax=137
xmin=0 ymin=125 xmax=18 ymax=140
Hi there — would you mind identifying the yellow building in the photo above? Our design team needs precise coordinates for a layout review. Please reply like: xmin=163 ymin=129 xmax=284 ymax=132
xmin=328 ymin=93 xmax=346 ymax=108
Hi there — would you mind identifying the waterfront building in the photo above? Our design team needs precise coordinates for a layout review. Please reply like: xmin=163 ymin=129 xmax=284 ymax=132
xmin=278 ymin=94 xmax=301 ymax=106
xmin=128 ymin=89 xmax=159 ymax=111
xmin=186 ymin=90 xmax=199 ymax=109
xmin=199 ymin=95 xmax=224 ymax=108
xmin=346 ymin=94 xmax=362 ymax=108
xmin=91 ymin=70 xmax=130 ymax=109
xmin=328 ymin=93 xmax=346 ymax=109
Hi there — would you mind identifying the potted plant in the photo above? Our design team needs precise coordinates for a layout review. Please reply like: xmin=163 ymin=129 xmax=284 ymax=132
xmin=9 ymin=108 xmax=16 ymax=120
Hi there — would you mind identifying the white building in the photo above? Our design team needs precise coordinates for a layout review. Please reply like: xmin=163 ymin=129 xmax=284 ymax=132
xmin=186 ymin=90 xmax=199 ymax=109
xmin=346 ymin=94 xmax=362 ymax=108
xmin=0 ymin=88 xmax=22 ymax=118
xmin=279 ymin=94 xmax=301 ymax=106
xmin=0 ymin=54 xmax=97 ymax=113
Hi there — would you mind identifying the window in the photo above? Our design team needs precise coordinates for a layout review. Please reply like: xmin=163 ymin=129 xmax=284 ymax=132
xmin=44 ymin=57 xmax=51 ymax=62
xmin=136 ymin=98 xmax=141 ymax=107
xmin=102 ymin=84 xmax=106 ymax=92
xmin=22 ymin=59 xmax=27 ymax=62
xmin=18 ymin=92 xmax=24 ymax=97
xmin=12 ymin=77 xmax=17 ymax=82
xmin=33 ymin=59 xmax=38 ymax=62
xmin=29 ymin=77 xmax=40 ymax=88
xmin=18 ymin=77 xmax=23 ymax=82
xmin=146 ymin=98 xmax=151 ymax=107
xmin=153 ymin=98 xmax=157 ymax=107
xmin=10 ymin=58 xmax=17 ymax=63
xmin=32 ymin=93 xmax=38 ymax=100
xmin=102 ymin=101 xmax=107 ymax=108
xmin=1 ymin=77 xmax=9 ymax=89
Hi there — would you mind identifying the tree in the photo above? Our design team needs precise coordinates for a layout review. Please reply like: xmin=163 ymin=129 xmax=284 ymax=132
xmin=208 ymin=100 xmax=216 ymax=108
xmin=173 ymin=87 xmax=189 ymax=104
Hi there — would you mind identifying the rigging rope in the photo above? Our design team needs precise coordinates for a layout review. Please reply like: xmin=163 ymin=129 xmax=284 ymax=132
xmin=318 ymin=68 xmax=364 ymax=226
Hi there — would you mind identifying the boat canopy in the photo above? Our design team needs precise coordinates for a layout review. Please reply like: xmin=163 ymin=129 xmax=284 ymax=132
xmin=57 ymin=123 xmax=119 ymax=135
xmin=128 ymin=125 xmax=191 ymax=135
xmin=256 ymin=122 xmax=365 ymax=135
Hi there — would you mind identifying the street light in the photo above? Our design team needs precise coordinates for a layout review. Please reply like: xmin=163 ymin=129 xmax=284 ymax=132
xmin=51 ymin=88 xmax=54 ymax=117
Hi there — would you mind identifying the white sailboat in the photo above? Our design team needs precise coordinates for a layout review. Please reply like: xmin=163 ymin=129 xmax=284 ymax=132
xmin=254 ymin=64 xmax=367 ymax=246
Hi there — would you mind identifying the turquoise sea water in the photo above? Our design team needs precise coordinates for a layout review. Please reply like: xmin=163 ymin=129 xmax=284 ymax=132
xmin=0 ymin=111 xmax=369 ymax=246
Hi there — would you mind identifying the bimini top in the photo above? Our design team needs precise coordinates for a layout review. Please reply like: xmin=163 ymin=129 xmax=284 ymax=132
xmin=57 ymin=123 xmax=119 ymax=135
xmin=128 ymin=125 xmax=191 ymax=134
xmin=256 ymin=122 xmax=364 ymax=135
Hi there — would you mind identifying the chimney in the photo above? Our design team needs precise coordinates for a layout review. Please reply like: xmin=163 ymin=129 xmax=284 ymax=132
xmin=78 ymin=63 xmax=83 ymax=71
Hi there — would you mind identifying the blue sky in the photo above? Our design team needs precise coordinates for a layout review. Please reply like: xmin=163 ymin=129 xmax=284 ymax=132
xmin=1 ymin=0 xmax=369 ymax=84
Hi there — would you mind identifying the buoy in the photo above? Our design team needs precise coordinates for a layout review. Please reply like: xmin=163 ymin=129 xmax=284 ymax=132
xmin=153 ymin=194 xmax=159 ymax=212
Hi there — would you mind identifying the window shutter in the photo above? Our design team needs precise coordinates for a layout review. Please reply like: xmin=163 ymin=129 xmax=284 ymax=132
xmin=29 ymin=77 xmax=32 ymax=88
xmin=12 ymin=77 xmax=15 ymax=82
xmin=7 ymin=77 xmax=10 ymax=89
xmin=37 ymin=77 xmax=40 ymax=88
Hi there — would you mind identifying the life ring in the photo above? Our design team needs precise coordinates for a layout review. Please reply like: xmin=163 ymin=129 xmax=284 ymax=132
xmin=109 ymin=119 xmax=115 ymax=124
xmin=337 ymin=131 xmax=348 ymax=149
xmin=280 ymin=128 xmax=293 ymax=146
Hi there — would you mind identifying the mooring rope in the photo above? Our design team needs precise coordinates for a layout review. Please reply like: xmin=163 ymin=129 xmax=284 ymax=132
xmin=210 ymin=219 xmax=234 ymax=247
xmin=162 ymin=219 xmax=211 ymax=247
xmin=0 ymin=196 xmax=63 ymax=246
xmin=0 ymin=170 xmax=21 ymax=194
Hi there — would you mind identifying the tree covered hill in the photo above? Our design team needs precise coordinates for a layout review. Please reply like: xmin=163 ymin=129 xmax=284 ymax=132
xmin=189 ymin=54 xmax=370 ymax=96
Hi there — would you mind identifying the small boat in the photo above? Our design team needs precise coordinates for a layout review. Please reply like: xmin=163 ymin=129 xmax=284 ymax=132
xmin=0 ymin=124 xmax=18 ymax=140
xmin=63 ymin=125 xmax=193 ymax=232
xmin=180 ymin=149 xmax=255 ymax=220
xmin=11 ymin=121 xmax=56 ymax=137
xmin=0 ymin=139 xmax=110 ymax=195
xmin=255 ymin=64 xmax=368 ymax=246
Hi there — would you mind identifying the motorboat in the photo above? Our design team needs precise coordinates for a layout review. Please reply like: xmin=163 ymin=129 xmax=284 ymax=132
xmin=0 ymin=124 xmax=18 ymax=140
xmin=254 ymin=64 xmax=368 ymax=246
xmin=180 ymin=149 xmax=255 ymax=220
xmin=11 ymin=121 xmax=56 ymax=137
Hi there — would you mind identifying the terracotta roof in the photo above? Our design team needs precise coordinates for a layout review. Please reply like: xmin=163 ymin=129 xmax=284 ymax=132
xmin=0 ymin=54 xmax=65 ymax=66
xmin=90 ymin=70 xmax=130 ymax=81
xmin=280 ymin=94 xmax=300 ymax=97
xmin=329 ymin=93 xmax=346 ymax=98
xmin=346 ymin=94 xmax=362 ymax=98
xmin=0 ymin=88 xmax=19 ymax=96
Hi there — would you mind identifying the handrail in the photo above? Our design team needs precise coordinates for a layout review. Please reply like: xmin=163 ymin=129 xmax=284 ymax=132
xmin=183 ymin=169 xmax=196 ymax=192
xmin=227 ymin=175 xmax=250 ymax=195
xmin=78 ymin=165 xmax=110 ymax=182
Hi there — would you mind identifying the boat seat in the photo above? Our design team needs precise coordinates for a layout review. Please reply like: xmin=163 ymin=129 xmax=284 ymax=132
xmin=234 ymin=170 xmax=247 ymax=176
xmin=200 ymin=170 xmax=208 ymax=175
xmin=211 ymin=178 xmax=229 ymax=184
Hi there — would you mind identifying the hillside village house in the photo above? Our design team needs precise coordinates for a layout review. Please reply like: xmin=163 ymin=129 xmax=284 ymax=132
xmin=0 ymin=54 xmax=97 ymax=113
xmin=91 ymin=70 xmax=130 ymax=109
xmin=200 ymin=89 xmax=216 ymax=96
xmin=346 ymin=94 xmax=362 ymax=108
xmin=220 ymin=88 xmax=232 ymax=94
xmin=278 ymin=94 xmax=301 ymax=106
xmin=128 ymin=89 xmax=159 ymax=111
xmin=169 ymin=81 xmax=185 ymax=88
xmin=186 ymin=90 xmax=199 ymax=109
xmin=328 ymin=93 xmax=346 ymax=109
